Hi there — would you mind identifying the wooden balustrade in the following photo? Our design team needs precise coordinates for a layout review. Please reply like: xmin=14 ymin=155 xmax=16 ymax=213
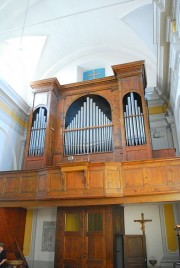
xmin=0 ymin=157 xmax=180 ymax=206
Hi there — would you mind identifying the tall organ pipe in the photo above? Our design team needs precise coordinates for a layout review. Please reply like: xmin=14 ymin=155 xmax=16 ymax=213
xmin=124 ymin=93 xmax=146 ymax=146
xmin=64 ymin=96 xmax=112 ymax=155
xmin=28 ymin=107 xmax=47 ymax=156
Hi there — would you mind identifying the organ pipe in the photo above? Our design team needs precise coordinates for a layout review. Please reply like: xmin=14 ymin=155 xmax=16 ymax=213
xmin=28 ymin=107 xmax=47 ymax=156
xmin=124 ymin=92 xmax=146 ymax=146
xmin=64 ymin=97 xmax=113 ymax=155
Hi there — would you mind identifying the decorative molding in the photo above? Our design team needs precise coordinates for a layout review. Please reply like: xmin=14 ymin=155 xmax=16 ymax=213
xmin=153 ymin=0 xmax=166 ymax=12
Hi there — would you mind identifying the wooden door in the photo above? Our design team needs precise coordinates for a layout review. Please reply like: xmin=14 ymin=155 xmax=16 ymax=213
xmin=55 ymin=207 xmax=107 ymax=268
xmin=124 ymin=235 xmax=147 ymax=268
xmin=85 ymin=208 xmax=106 ymax=268
xmin=56 ymin=208 xmax=83 ymax=268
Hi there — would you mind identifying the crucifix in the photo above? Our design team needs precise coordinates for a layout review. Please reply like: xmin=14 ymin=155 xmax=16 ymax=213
xmin=134 ymin=213 xmax=152 ymax=235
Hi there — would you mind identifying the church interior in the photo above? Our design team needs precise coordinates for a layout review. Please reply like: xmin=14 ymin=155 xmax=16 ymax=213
xmin=0 ymin=1 xmax=180 ymax=268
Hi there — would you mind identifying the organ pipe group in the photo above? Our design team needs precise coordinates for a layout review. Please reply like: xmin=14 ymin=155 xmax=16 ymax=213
xmin=124 ymin=92 xmax=146 ymax=146
xmin=28 ymin=93 xmax=146 ymax=158
xmin=64 ymin=97 xmax=113 ymax=155
xmin=28 ymin=107 xmax=47 ymax=156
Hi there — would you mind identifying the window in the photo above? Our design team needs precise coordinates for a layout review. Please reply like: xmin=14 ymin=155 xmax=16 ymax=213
xmin=65 ymin=213 xmax=80 ymax=232
xmin=83 ymin=68 xmax=105 ymax=81
xmin=88 ymin=212 xmax=103 ymax=232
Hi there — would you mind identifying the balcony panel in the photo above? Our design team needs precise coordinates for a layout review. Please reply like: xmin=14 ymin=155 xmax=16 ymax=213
xmin=0 ymin=158 xmax=179 ymax=205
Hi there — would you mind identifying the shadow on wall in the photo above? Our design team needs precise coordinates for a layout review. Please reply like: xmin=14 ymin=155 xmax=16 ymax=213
xmin=174 ymin=95 xmax=180 ymax=152
xmin=0 ymin=127 xmax=17 ymax=171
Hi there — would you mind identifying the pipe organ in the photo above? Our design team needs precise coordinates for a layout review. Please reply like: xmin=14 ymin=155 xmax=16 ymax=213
xmin=123 ymin=92 xmax=146 ymax=146
xmin=24 ymin=61 xmax=153 ymax=169
xmin=1 ymin=61 xmax=177 ymax=268
xmin=28 ymin=107 xmax=47 ymax=156
xmin=64 ymin=96 xmax=113 ymax=155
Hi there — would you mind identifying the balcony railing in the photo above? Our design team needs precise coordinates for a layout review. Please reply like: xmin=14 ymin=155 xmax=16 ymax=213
xmin=0 ymin=157 xmax=180 ymax=206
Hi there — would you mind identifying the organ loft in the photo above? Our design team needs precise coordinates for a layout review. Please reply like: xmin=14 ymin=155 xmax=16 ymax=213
xmin=0 ymin=61 xmax=179 ymax=268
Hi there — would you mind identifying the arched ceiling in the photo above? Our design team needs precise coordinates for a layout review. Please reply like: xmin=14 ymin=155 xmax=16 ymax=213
xmin=0 ymin=0 xmax=156 ymax=103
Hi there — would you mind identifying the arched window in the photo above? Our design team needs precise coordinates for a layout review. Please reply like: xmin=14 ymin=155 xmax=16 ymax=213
xmin=123 ymin=92 xmax=146 ymax=146
xmin=64 ymin=95 xmax=112 ymax=155
xmin=28 ymin=107 xmax=47 ymax=156
xmin=83 ymin=68 xmax=105 ymax=81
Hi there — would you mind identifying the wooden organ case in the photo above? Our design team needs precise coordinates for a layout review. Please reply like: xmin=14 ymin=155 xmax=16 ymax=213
xmin=24 ymin=60 xmax=152 ymax=169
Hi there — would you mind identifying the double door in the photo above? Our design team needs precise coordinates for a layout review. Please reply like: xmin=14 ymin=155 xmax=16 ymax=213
xmin=55 ymin=207 xmax=110 ymax=268
xmin=55 ymin=206 xmax=147 ymax=268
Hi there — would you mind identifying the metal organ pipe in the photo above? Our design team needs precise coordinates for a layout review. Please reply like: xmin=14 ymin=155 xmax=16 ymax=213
xmin=28 ymin=107 xmax=47 ymax=156
xmin=83 ymin=102 xmax=87 ymax=154
xmin=134 ymin=100 xmax=141 ymax=145
xmin=124 ymin=93 xmax=146 ymax=146
xmin=92 ymin=102 xmax=95 ymax=153
xmin=96 ymin=106 xmax=99 ymax=152
xmin=89 ymin=98 xmax=93 ymax=153
xmin=64 ymin=97 xmax=113 ymax=155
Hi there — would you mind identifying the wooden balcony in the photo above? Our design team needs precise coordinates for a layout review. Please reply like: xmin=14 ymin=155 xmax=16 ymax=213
xmin=0 ymin=157 xmax=180 ymax=207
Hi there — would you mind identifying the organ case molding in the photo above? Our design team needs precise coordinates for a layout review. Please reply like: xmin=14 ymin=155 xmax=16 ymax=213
xmin=112 ymin=60 xmax=153 ymax=161
xmin=24 ymin=78 xmax=60 ymax=169
xmin=24 ymin=61 xmax=153 ymax=170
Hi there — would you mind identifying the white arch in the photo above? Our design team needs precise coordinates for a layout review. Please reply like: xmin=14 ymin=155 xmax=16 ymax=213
xmin=41 ymin=44 xmax=156 ymax=80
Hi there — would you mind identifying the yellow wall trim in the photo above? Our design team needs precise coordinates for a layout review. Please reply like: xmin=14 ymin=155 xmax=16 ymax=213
xmin=0 ymin=100 xmax=28 ymax=128
xmin=23 ymin=209 xmax=33 ymax=257
xmin=148 ymin=105 xmax=168 ymax=115
xmin=164 ymin=204 xmax=177 ymax=252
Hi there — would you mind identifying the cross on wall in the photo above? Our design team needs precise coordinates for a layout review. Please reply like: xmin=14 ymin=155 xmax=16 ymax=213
xmin=134 ymin=213 xmax=152 ymax=235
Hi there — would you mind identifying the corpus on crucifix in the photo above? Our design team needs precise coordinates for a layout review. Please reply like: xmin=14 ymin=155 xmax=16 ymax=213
xmin=134 ymin=213 xmax=152 ymax=235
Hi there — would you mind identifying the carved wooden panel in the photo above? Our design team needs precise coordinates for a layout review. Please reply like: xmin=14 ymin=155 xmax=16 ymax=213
xmin=124 ymin=168 xmax=144 ymax=188
xmin=145 ymin=167 xmax=167 ymax=186
xmin=123 ymin=159 xmax=180 ymax=196
xmin=49 ymin=171 xmax=62 ymax=192
xmin=5 ymin=176 xmax=21 ymax=193
xmin=38 ymin=172 xmax=48 ymax=192
xmin=105 ymin=164 xmax=122 ymax=195
xmin=166 ymin=164 xmax=180 ymax=185
xmin=66 ymin=172 xmax=85 ymax=190
xmin=21 ymin=175 xmax=36 ymax=193
xmin=153 ymin=148 xmax=176 ymax=158
xmin=89 ymin=170 xmax=104 ymax=189
xmin=0 ymin=177 xmax=4 ymax=193
xmin=0 ymin=159 xmax=180 ymax=204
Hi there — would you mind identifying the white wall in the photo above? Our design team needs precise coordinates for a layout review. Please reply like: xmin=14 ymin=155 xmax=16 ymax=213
xmin=0 ymin=79 xmax=29 ymax=171
xmin=168 ymin=0 xmax=180 ymax=155
xmin=124 ymin=204 xmax=164 ymax=267
xmin=28 ymin=208 xmax=57 ymax=268
xmin=149 ymin=113 xmax=179 ymax=154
